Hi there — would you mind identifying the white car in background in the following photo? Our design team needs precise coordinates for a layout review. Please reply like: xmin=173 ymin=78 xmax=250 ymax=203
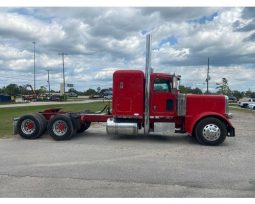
xmin=248 ymin=103 xmax=255 ymax=110
xmin=104 ymin=94 xmax=112 ymax=100
xmin=238 ymin=98 xmax=255 ymax=108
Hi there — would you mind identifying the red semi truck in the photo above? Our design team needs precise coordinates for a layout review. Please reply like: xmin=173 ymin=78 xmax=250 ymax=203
xmin=14 ymin=35 xmax=235 ymax=145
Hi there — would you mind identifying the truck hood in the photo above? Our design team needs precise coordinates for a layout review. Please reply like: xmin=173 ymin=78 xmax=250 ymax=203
xmin=185 ymin=94 xmax=226 ymax=116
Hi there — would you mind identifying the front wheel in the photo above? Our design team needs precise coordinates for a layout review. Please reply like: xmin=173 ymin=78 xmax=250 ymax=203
xmin=195 ymin=117 xmax=227 ymax=146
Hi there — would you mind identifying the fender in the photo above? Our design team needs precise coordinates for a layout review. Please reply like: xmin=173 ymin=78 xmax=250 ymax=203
xmin=185 ymin=112 xmax=234 ymax=136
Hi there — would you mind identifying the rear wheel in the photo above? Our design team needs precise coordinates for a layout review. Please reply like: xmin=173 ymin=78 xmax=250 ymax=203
xmin=48 ymin=115 xmax=75 ymax=140
xmin=195 ymin=117 xmax=227 ymax=146
xmin=17 ymin=113 xmax=45 ymax=139
xmin=33 ymin=113 xmax=47 ymax=134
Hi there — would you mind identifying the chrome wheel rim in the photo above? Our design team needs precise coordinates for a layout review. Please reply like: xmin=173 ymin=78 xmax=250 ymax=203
xmin=203 ymin=124 xmax=221 ymax=141
xmin=52 ymin=120 xmax=68 ymax=136
xmin=21 ymin=119 xmax=36 ymax=135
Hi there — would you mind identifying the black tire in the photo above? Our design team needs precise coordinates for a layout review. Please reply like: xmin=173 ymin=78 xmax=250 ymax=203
xmin=195 ymin=117 xmax=227 ymax=146
xmin=47 ymin=114 xmax=75 ymax=141
xmin=242 ymin=104 xmax=248 ymax=108
xmin=17 ymin=114 xmax=42 ymax=139
xmin=70 ymin=115 xmax=81 ymax=133
xmin=33 ymin=113 xmax=47 ymax=135
xmin=77 ymin=122 xmax=91 ymax=133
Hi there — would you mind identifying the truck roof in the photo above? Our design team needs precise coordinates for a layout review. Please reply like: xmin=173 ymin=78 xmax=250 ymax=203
xmin=113 ymin=70 xmax=144 ymax=75
xmin=113 ymin=70 xmax=174 ymax=78
xmin=151 ymin=73 xmax=173 ymax=78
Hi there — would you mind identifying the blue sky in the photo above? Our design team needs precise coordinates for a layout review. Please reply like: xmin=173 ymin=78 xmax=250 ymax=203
xmin=0 ymin=7 xmax=255 ymax=92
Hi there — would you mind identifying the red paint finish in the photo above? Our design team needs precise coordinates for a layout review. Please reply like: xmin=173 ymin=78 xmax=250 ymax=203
xmin=184 ymin=94 xmax=231 ymax=134
xmin=80 ymin=114 xmax=112 ymax=122
xmin=57 ymin=122 xmax=66 ymax=131
xmin=40 ymin=108 xmax=66 ymax=120
xmin=112 ymin=70 xmax=144 ymax=118
xmin=150 ymin=73 xmax=177 ymax=117
xmin=34 ymin=69 xmax=234 ymax=137
xmin=27 ymin=122 xmax=34 ymax=130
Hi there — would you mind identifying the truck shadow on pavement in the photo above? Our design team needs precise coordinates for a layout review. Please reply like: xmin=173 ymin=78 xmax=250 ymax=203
xmin=33 ymin=129 xmax=229 ymax=146
xmin=71 ymin=130 xmax=197 ymax=145
xmin=108 ymin=133 xmax=199 ymax=145
xmin=15 ymin=131 xmax=229 ymax=146
xmin=71 ymin=129 xmax=231 ymax=146
xmin=110 ymin=134 xmax=231 ymax=146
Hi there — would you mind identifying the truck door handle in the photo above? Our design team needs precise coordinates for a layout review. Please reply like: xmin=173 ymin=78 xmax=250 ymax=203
xmin=154 ymin=105 xmax=157 ymax=111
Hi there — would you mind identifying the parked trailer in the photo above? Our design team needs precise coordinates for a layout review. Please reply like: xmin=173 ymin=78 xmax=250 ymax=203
xmin=14 ymin=35 xmax=235 ymax=145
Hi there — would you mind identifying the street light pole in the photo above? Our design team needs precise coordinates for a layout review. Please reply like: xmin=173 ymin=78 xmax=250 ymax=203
xmin=59 ymin=53 xmax=66 ymax=94
xmin=32 ymin=41 xmax=36 ymax=91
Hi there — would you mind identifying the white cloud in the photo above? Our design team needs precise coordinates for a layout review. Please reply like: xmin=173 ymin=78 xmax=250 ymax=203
xmin=154 ymin=46 xmax=190 ymax=61
xmin=8 ymin=59 xmax=33 ymax=70
xmin=0 ymin=44 xmax=30 ymax=59
xmin=0 ymin=12 xmax=66 ymax=45
xmin=38 ymin=54 xmax=61 ymax=68
xmin=94 ymin=68 xmax=118 ymax=80
xmin=0 ymin=7 xmax=254 ymax=92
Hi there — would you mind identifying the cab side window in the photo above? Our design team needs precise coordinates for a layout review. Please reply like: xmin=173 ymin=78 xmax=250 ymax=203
xmin=153 ymin=79 xmax=171 ymax=92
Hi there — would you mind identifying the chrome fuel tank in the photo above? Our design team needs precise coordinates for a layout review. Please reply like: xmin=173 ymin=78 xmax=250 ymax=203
xmin=106 ymin=118 xmax=138 ymax=135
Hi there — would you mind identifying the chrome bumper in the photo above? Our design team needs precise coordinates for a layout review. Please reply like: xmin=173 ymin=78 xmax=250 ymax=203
xmin=226 ymin=113 xmax=233 ymax=119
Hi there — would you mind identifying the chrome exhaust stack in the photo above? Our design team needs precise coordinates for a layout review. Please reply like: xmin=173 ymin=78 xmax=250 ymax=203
xmin=106 ymin=34 xmax=152 ymax=136
xmin=144 ymin=34 xmax=151 ymax=135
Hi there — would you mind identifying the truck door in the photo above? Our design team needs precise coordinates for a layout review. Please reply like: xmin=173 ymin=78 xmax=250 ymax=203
xmin=150 ymin=77 xmax=176 ymax=117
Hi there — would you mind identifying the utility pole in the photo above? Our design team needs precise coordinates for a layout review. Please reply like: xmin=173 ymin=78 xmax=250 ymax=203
xmin=32 ymin=41 xmax=36 ymax=91
xmin=59 ymin=53 xmax=66 ymax=94
xmin=206 ymin=57 xmax=210 ymax=94
xmin=46 ymin=69 xmax=50 ymax=96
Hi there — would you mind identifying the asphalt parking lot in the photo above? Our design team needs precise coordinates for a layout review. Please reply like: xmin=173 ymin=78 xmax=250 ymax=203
xmin=0 ymin=110 xmax=255 ymax=197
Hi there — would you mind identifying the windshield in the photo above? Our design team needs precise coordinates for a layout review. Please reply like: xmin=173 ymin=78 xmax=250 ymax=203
xmin=153 ymin=79 xmax=171 ymax=92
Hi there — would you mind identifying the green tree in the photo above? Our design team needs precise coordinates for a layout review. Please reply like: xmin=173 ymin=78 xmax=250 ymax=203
xmin=179 ymin=85 xmax=202 ymax=94
xmin=179 ymin=85 xmax=194 ymax=94
xmin=250 ymin=92 xmax=255 ymax=98
xmin=37 ymin=86 xmax=47 ymax=95
xmin=97 ymin=87 xmax=101 ymax=94
xmin=245 ymin=89 xmax=255 ymax=98
xmin=232 ymin=90 xmax=244 ymax=100
xmin=192 ymin=87 xmax=203 ymax=94
xmin=68 ymin=88 xmax=78 ymax=94
xmin=5 ymin=84 xmax=20 ymax=96
xmin=84 ymin=88 xmax=96 ymax=96
xmin=216 ymin=78 xmax=231 ymax=95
